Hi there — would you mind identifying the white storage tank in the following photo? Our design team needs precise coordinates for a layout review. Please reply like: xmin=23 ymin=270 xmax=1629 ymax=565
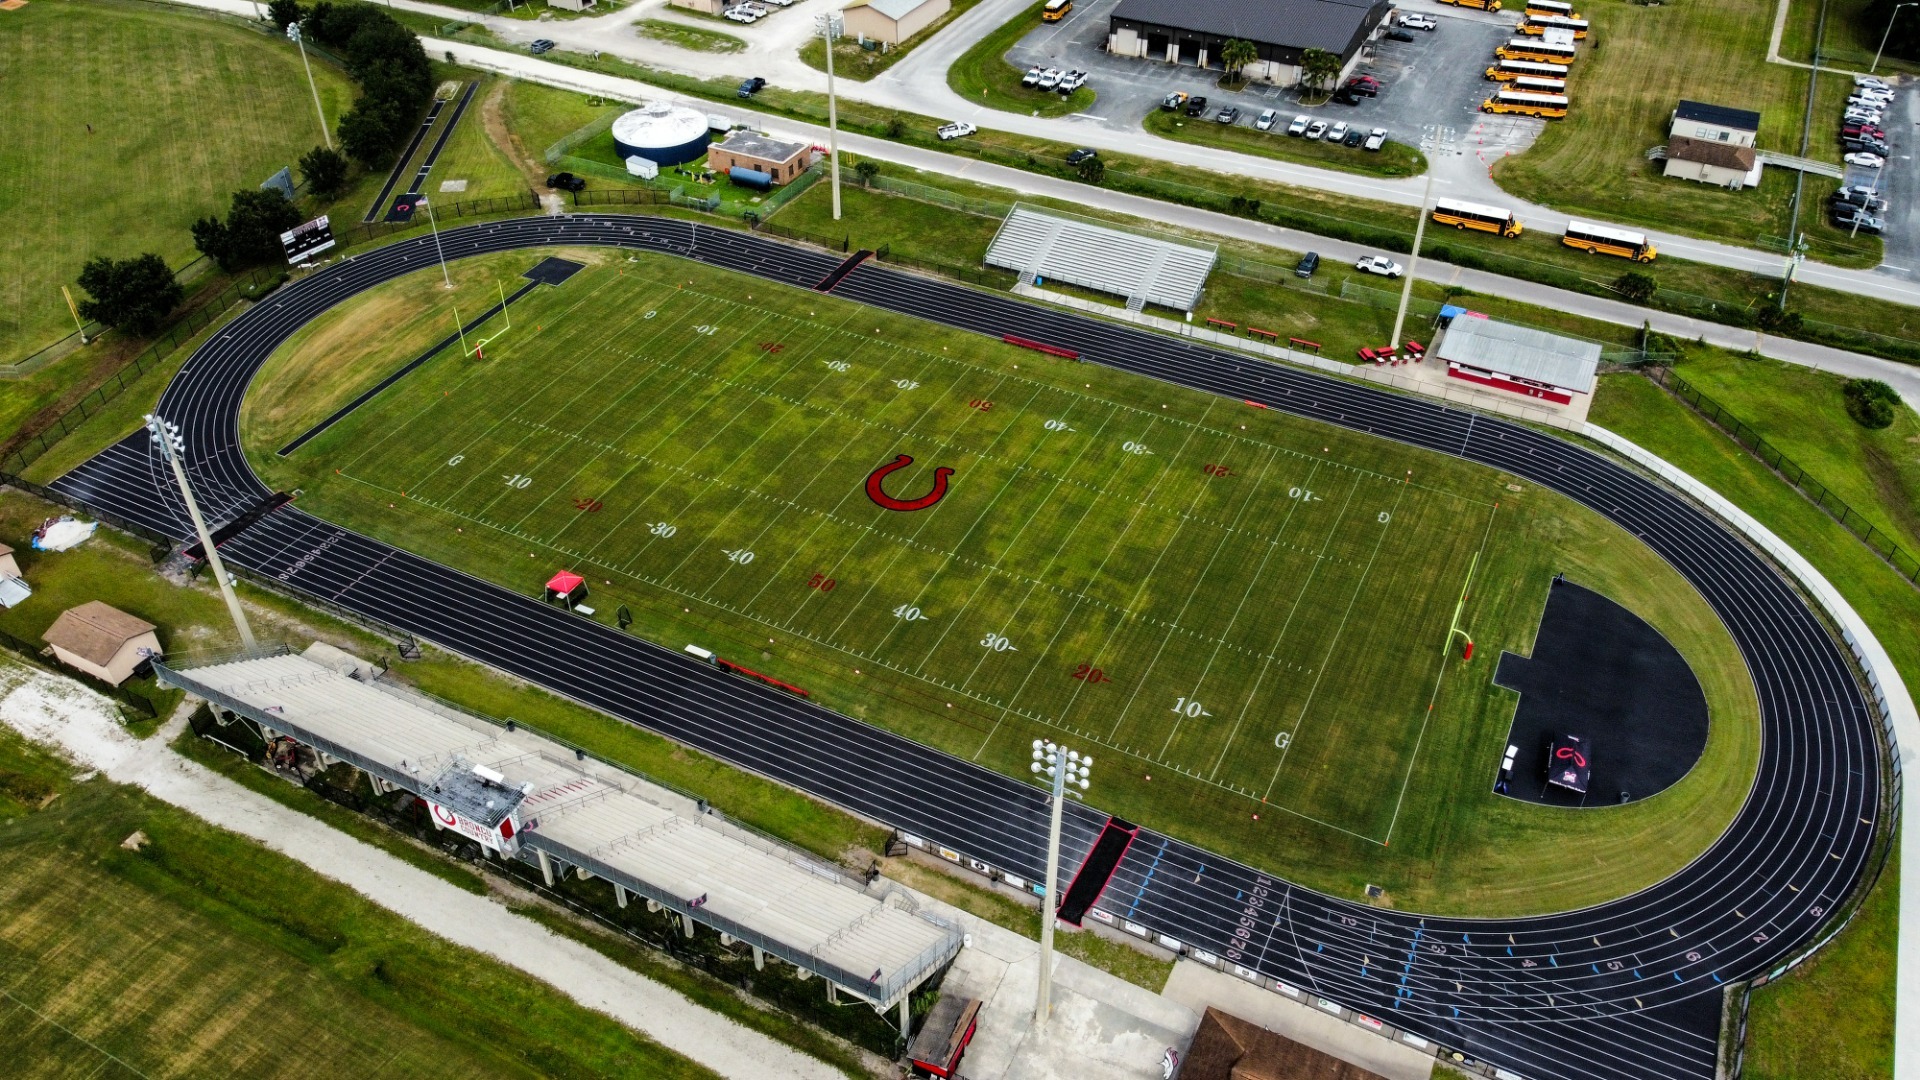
xmin=611 ymin=102 xmax=712 ymax=168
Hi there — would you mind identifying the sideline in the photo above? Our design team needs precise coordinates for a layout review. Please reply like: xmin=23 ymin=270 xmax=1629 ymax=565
xmin=1585 ymin=425 xmax=1916 ymax=1080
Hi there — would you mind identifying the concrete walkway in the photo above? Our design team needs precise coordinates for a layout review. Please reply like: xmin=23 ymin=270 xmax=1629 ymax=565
xmin=0 ymin=663 xmax=844 ymax=1080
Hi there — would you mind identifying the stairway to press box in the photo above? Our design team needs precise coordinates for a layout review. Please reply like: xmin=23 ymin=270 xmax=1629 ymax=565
xmin=1055 ymin=817 xmax=1138 ymax=925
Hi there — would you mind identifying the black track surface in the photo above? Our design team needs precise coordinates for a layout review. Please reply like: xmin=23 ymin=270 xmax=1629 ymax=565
xmin=50 ymin=217 xmax=1883 ymax=1080
xmin=1495 ymin=578 xmax=1711 ymax=807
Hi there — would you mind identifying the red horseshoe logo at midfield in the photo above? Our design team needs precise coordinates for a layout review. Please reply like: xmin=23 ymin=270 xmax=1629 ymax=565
xmin=865 ymin=454 xmax=954 ymax=512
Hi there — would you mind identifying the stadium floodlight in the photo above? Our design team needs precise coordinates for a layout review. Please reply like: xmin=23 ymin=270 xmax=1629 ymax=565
xmin=416 ymin=196 xmax=453 ymax=290
xmin=1030 ymin=738 xmax=1091 ymax=1033
xmin=286 ymin=22 xmax=333 ymax=151
xmin=145 ymin=415 xmax=258 ymax=654
xmin=814 ymin=13 xmax=845 ymax=221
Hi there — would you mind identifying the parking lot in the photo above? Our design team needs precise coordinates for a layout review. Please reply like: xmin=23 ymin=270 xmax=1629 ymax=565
xmin=999 ymin=0 xmax=1542 ymax=166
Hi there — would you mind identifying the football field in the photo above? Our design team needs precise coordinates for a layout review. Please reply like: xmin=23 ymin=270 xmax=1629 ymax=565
xmin=253 ymin=247 xmax=1757 ymax=904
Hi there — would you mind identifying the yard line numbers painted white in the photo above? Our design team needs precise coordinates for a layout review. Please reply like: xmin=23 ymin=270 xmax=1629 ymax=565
xmin=1122 ymin=440 xmax=1153 ymax=455
xmin=980 ymin=633 xmax=1016 ymax=652
xmin=893 ymin=604 xmax=927 ymax=621
xmin=1043 ymin=418 xmax=1073 ymax=432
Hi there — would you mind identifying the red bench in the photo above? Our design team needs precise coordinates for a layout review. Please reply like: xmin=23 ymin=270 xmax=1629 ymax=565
xmin=1405 ymin=339 xmax=1427 ymax=358
xmin=1289 ymin=337 xmax=1322 ymax=352
xmin=1002 ymin=334 xmax=1080 ymax=360
xmin=1206 ymin=317 xmax=1237 ymax=330
xmin=1247 ymin=327 xmax=1280 ymax=341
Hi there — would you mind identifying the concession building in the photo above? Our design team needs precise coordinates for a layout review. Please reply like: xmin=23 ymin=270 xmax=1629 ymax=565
xmin=1107 ymin=0 xmax=1391 ymax=85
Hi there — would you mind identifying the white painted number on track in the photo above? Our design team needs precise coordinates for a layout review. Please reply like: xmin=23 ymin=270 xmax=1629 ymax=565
xmin=723 ymin=549 xmax=755 ymax=564
xmin=893 ymin=604 xmax=927 ymax=622
xmin=1173 ymin=697 xmax=1211 ymax=718
xmin=648 ymin=522 xmax=677 ymax=538
xmin=980 ymin=633 xmax=1016 ymax=652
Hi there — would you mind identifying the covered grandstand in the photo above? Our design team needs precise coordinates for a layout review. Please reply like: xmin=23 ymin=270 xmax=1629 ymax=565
xmin=984 ymin=204 xmax=1218 ymax=313
xmin=158 ymin=643 xmax=964 ymax=1031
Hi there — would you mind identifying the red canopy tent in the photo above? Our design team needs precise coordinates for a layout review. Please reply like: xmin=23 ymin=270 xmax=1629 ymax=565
xmin=544 ymin=571 xmax=588 ymax=608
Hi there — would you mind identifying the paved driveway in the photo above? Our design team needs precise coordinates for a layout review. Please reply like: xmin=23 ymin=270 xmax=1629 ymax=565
xmin=1869 ymin=87 xmax=1917 ymax=275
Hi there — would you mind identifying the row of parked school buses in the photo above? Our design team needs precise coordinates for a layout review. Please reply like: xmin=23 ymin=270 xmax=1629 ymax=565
xmin=1425 ymin=198 xmax=1658 ymax=262
xmin=1439 ymin=0 xmax=1589 ymax=120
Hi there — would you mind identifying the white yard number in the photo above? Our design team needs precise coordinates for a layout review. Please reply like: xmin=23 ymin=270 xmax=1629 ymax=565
xmin=980 ymin=633 xmax=1016 ymax=652
xmin=824 ymin=360 xmax=851 ymax=372
xmin=894 ymin=379 xmax=919 ymax=390
xmin=447 ymin=454 xmax=465 ymax=466
xmin=1122 ymin=441 xmax=1153 ymax=455
xmin=1273 ymin=731 xmax=1292 ymax=749
xmin=723 ymin=548 xmax=755 ymax=564
xmin=1378 ymin=511 xmax=1391 ymax=524
xmin=1172 ymin=696 xmax=1211 ymax=718
xmin=1043 ymin=419 xmax=1073 ymax=432
xmin=893 ymin=604 xmax=927 ymax=622
xmin=648 ymin=522 xmax=677 ymax=538
xmin=504 ymin=474 xmax=532 ymax=489
xmin=694 ymin=324 xmax=717 ymax=336
xmin=1288 ymin=487 xmax=1320 ymax=502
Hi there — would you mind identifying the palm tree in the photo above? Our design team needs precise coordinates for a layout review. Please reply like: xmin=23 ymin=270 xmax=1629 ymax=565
xmin=1219 ymin=39 xmax=1259 ymax=87
xmin=1299 ymin=48 xmax=1340 ymax=99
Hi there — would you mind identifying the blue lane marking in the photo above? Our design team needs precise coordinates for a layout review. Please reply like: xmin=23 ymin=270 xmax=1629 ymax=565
xmin=1125 ymin=838 xmax=1168 ymax=918
xmin=1674 ymin=972 xmax=1683 ymax=982
xmin=1549 ymin=955 xmax=1558 ymax=967
xmin=1633 ymin=969 xmax=1642 ymax=979
xmin=1591 ymin=963 xmax=1600 ymax=974
xmin=1712 ymin=972 xmax=1723 ymax=983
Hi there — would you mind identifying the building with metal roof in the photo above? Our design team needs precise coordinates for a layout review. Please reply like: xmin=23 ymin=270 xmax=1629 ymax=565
xmin=1108 ymin=0 xmax=1391 ymax=85
xmin=985 ymin=204 xmax=1217 ymax=314
xmin=158 ymin=644 xmax=963 ymax=1032
xmin=1434 ymin=316 xmax=1600 ymax=406
xmin=841 ymin=0 xmax=950 ymax=44
xmin=1670 ymin=100 xmax=1761 ymax=146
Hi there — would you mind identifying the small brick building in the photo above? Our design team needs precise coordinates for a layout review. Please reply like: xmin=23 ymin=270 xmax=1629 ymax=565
xmin=707 ymin=131 xmax=817 ymax=186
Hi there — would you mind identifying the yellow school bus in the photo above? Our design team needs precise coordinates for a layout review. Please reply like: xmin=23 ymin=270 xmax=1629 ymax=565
xmin=1432 ymin=198 xmax=1526 ymax=237
xmin=1563 ymin=220 xmax=1657 ymax=262
xmin=1482 ymin=89 xmax=1569 ymax=118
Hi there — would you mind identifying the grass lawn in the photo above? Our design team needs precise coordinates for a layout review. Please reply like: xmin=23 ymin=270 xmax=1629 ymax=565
xmin=1742 ymin=850 xmax=1898 ymax=1080
xmin=1143 ymin=108 xmax=1427 ymax=179
xmin=0 ymin=699 xmax=718 ymax=1080
xmin=504 ymin=78 xmax=635 ymax=162
xmin=1493 ymin=0 xmax=1880 ymax=268
xmin=637 ymin=17 xmax=747 ymax=53
xmin=946 ymin=0 xmax=1096 ymax=117
xmin=1780 ymin=0 xmax=1920 ymax=74
xmin=798 ymin=0 xmax=988 ymax=81
xmin=418 ymin=77 xmax=535 ymax=204
xmin=237 ymin=245 xmax=1759 ymax=915
xmin=0 ymin=0 xmax=356 ymax=365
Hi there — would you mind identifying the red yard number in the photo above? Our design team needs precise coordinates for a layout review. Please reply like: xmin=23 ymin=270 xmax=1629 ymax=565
xmin=1072 ymin=663 xmax=1111 ymax=684
xmin=807 ymin=573 xmax=837 ymax=592
xmin=1203 ymin=464 xmax=1232 ymax=477
xmin=572 ymin=498 xmax=604 ymax=512
xmin=969 ymin=399 xmax=994 ymax=411
xmin=759 ymin=341 xmax=786 ymax=354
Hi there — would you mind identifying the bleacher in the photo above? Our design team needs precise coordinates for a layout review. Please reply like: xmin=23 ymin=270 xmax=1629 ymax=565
xmin=985 ymin=204 xmax=1217 ymax=313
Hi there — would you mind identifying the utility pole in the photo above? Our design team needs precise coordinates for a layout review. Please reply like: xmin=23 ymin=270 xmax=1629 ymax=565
xmin=147 ymin=415 xmax=257 ymax=654
xmin=1874 ymin=2 xmax=1916 ymax=72
xmin=1030 ymin=739 xmax=1091 ymax=1031
xmin=287 ymin=22 xmax=333 ymax=151
xmin=1389 ymin=171 xmax=1440 ymax=351
xmin=418 ymin=196 xmax=453 ymax=289
xmin=816 ymin=13 xmax=845 ymax=221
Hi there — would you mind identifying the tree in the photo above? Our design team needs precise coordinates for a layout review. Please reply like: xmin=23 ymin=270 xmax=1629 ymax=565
xmin=1843 ymin=378 xmax=1900 ymax=429
xmin=299 ymin=144 xmax=349 ymax=199
xmin=339 ymin=96 xmax=408 ymax=168
xmin=267 ymin=0 xmax=303 ymax=30
xmin=854 ymin=160 xmax=880 ymax=186
xmin=1299 ymin=48 xmax=1341 ymax=97
xmin=1219 ymin=39 xmax=1259 ymax=85
xmin=193 ymin=189 xmax=303 ymax=271
xmin=76 ymin=254 xmax=184 ymax=336
xmin=1076 ymin=154 xmax=1105 ymax=185
xmin=1614 ymin=271 xmax=1657 ymax=303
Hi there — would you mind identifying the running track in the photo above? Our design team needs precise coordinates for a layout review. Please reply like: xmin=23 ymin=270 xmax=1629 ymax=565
xmin=51 ymin=216 xmax=1884 ymax=1080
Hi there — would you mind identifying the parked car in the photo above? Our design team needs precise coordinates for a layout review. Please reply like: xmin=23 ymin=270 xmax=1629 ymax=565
xmin=1066 ymin=147 xmax=1099 ymax=166
xmin=1355 ymin=254 xmax=1404 ymax=278
xmin=1058 ymin=70 xmax=1088 ymax=92
xmin=529 ymin=38 xmax=556 ymax=53
xmin=545 ymin=172 xmax=585 ymax=192
xmin=1363 ymin=127 xmax=1388 ymax=151
xmin=1037 ymin=68 xmax=1064 ymax=90
xmin=723 ymin=7 xmax=759 ymax=20
xmin=1846 ymin=138 xmax=1890 ymax=155
xmin=1343 ymin=127 xmax=1366 ymax=146
xmin=1287 ymin=114 xmax=1311 ymax=136
xmin=1385 ymin=27 xmax=1417 ymax=42
xmin=1831 ymin=208 xmax=1884 ymax=234
xmin=1399 ymin=12 xmax=1438 ymax=28
xmin=1025 ymin=66 xmax=1047 ymax=88
xmin=1831 ymin=185 xmax=1888 ymax=211
xmin=1844 ymin=151 xmax=1886 ymax=168
xmin=1305 ymin=119 xmax=1329 ymax=139
xmin=1294 ymin=251 xmax=1321 ymax=278
xmin=1256 ymin=109 xmax=1279 ymax=131
xmin=737 ymin=77 xmax=767 ymax=97
xmin=1331 ymin=87 xmax=1363 ymax=105
xmin=1855 ymin=74 xmax=1891 ymax=90
xmin=1162 ymin=90 xmax=1189 ymax=110
xmin=1325 ymin=121 xmax=1350 ymax=142
xmin=1842 ymin=123 xmax=1886 ymax=139
xmin=1185 ymin=95 xmax=1210 ymax=117
xmin=1346 ymin=75 xmax=1381 ymax=95
xmin=1851 ymin=88 xmax=1894 ymax=102
xmin=1217 ymin=106 xmax=1241 ymax=124
xmin=937 ymin=121 xmax=977 ymax=141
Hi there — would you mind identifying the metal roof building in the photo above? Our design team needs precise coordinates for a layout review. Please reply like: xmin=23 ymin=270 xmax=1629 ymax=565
xmin=158 ymin=644 xmax=963 ymax=1031
xmin=1108 ymin=0 xmax=1391 ymax=82
xmin=1434 ymin=317 xmax=1601 ymax=406
xmin=985 ymin=204 xmax=1217 ymax=314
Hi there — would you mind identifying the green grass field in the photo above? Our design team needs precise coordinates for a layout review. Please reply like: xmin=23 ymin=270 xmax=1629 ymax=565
xmin=0 ymin=0 xmax=356 ymax=365
xmin=238 ymin=246 xmax=1759 ymax=913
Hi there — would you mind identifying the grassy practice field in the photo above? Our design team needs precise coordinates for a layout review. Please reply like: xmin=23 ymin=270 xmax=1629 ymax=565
xmin=244 ymin=246 xmax=1759 ymax=913
xmin=0 ymin=0 xmax=356 ymax=365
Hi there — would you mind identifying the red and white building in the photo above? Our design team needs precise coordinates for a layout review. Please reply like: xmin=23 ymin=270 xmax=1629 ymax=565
xmin=1435 ymin=317 xmax=1601 ymax=407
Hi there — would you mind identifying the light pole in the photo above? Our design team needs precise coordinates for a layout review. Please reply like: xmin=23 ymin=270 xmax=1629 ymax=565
xmin=1389 ymin=171 xmax=1442 ymax=351
xmin=146 ymin=415 xmax=257 ymax=654
xmin=1873 ymin=2 xmax=1916 ymax=72
xmin=287 ymin=22 xmax=333 ymax=150
xmin=1030 ymin=738 xmax=1091 ymax=1031
xmin=417 ymin=196 xmax=453 ymax=289
xmin=815 ymin=13 xmax=845 ymax=221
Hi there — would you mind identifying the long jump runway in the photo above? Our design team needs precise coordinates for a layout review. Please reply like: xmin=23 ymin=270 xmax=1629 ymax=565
xmin=49 ymin=216 xmax=1884 ymax=1080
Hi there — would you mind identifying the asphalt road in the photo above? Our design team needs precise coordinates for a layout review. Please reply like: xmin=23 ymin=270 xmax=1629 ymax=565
xmin=49 ymin=216 xmax=1883 ymax=1080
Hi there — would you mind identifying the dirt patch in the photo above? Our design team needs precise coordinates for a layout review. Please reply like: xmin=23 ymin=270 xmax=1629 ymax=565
xmin=483 ymin=80 xmax=550 ymax=195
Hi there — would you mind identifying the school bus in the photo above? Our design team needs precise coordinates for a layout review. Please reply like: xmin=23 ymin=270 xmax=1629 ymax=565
xmin=1042 ymin=0 xmax=1072 ymax=20
xmin=1526 ymin=0 xmax=1580 ymax=15
xmin=1512 ymin=75 xmax=1568 ymax=93
xmin=1520 ymin=13 xmax=1590 ymax=37
xmin=1484 ymin=58 xmax=1572 ymax=80
xmin=1497 ymin=37 xmax=1577 ymax=63
xmin=1482 ymin=89 xmax=1569 ymax=118
xmin=1438 ymin=0 xmax=1502 ymax=10
xmin=1563 ymin=220 xmax=1657 ymax=262
xmin=1432 ymin=198 xmax=1525 ymax=237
